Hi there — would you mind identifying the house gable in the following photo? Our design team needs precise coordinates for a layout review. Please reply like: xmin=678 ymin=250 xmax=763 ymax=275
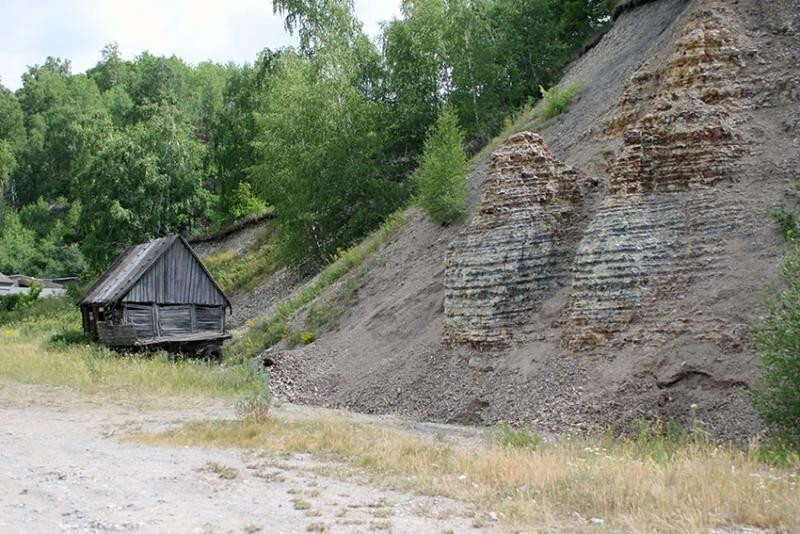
xmin=122 ymin=238 xmax=227 ymax=306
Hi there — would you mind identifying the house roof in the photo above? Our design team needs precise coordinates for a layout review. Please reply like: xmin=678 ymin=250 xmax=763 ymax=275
xmin=0 ymin=272 xmax=12 ymax=285
xmin=8 ymin=275 xmax=64 ymax=289
xmin=78 ymin=235 xmax=230 ymax=308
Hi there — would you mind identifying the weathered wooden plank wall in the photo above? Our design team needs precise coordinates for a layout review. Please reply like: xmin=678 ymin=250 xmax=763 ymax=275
xmin=119 ymin=303 xmax=224 ymax=340
xmin=97 ymin=322 xmax=138 ymax=346
xmin=195 ymin=306 xmax=223 ymax=334
xmin=123 ymin=241 xmax=225 ymax=306
xmin=123 ymin=303 xmax=157 ymax=339
xmin=158 ymin=305 xmax=193 ymax=336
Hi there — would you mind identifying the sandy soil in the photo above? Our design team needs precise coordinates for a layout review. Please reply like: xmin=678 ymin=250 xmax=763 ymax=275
xmin=0 ymin=383 xmax=492 ymax=534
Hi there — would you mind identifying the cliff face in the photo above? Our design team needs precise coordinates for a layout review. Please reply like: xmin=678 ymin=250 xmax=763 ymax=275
xmin=567 ymin=6 xmax=750 ymax=350
xmin=444 ymin=4 xmax=754 ymax=353
xmin=443 ymin=133 xmax=580 ymax=350
xmin=268 ymin=0 xmax=800 ymax=440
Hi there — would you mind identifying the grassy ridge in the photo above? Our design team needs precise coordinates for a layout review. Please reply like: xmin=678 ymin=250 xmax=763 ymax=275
xmin=203 ymin=223 xmax=280 ymax=295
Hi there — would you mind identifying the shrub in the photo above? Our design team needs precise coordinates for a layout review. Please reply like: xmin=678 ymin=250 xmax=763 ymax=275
xmin=0 ymin=281 xmax=42 ymax=312
xmin=492 ymin=424 xmax=543 ymax=450
xmin=414 ymin=104 xmax=469 ymax=226
xmin=539 ymin=82 xmax=584 ymax=119
xmin=235 ymin=366 xmax=271 ymax=422
xmin=752 ymin=239 xmax=800 ymax=445
xmin=770 ymin=203 xmax=799 ymax=241
xmin=298 ymin=330 xmax=316 ymax=345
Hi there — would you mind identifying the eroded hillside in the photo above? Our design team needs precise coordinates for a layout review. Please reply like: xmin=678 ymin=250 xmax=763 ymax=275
xmin=265 ymin=0 xmax=800 ymax=439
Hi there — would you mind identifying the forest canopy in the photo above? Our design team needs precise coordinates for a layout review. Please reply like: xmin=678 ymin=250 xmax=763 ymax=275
xmin=0 ymin=0 xmax=613 ymax=277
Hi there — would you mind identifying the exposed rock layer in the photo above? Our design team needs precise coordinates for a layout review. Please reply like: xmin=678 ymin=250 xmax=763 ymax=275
xmin=443 ymin=132 xmax=580 ymax=349
xmin=445 ymin=5 xmax=750 ymax=352
xmin=565 ymin=6 xmax=748 ymax=349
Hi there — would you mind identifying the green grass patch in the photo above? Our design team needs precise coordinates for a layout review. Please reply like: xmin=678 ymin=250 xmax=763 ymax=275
xmin=204 ymin=224 xmax=280 ymax=294
xmin=492 ymin=424 xmax=543 ymax=450
xmin=0 ymin=298 xmax=264 ymax=399
xmin=539 ymin=82 xmax=584 ymax=119
xmin=475 ymin=82 xmax=585 ymax=160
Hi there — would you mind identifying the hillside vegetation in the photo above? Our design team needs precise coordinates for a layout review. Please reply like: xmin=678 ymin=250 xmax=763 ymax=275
xmin=0 ymin=0 xmax=613 ymax=278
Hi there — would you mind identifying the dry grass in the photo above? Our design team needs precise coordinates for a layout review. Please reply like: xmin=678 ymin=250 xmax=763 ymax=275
xmin=198 ymin=461 xmax=239 ymax=480
xmin=133 ymin=415 xmax=800 ymax=532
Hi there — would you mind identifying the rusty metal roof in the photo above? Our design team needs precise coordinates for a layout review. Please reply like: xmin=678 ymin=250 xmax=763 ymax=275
xmin=78 ymin=235 xmax=180 ymax=306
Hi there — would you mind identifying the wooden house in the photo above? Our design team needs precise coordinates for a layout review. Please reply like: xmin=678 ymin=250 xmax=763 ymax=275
xmin=78 ymin=235 xmax=231 ymax=358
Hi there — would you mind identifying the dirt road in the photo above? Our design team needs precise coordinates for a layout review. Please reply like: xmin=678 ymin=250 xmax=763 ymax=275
xmin=0 ymin=383 xmax=486 ymax=533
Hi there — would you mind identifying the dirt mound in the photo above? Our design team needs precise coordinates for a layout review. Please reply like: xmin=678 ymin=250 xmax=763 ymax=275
xmin=267 ymin=0 xmax=800 ymax=440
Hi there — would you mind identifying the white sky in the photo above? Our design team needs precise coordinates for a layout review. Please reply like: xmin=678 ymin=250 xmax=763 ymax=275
xmin=0 ymin=0 xmax=403 ymax=90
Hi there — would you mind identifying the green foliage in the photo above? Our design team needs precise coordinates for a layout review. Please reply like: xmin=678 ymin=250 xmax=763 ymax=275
xmin=539 ymin=82 xmax=584 ymax=119
xmin=382 ymin=0 xmax=612 ymax=155
xmin=0 ymin=281 xmax=42 ymax=312
xmin=251 ymin=51 xmax=403 ymax=266
xmin=2 ymin=2 xmax=615 ymax=278
xmin=0 ymin=210 xmax=43 ymax=275
xmin=298 ymin=330 xmax=316 ymax=345
xmin=750 ymin=435 xmax=800 ymax=467
xmin=77 ymin=102 xmax=213 ymax=270
xmin=623 ymin=418 xmax=703 ymax=463
xmin=414 ymin=105 xmax=469 ymax=225
xmin=235 ymin=366 xmax=271 ymax=422
xmin=220 ymin=181 xmax=267 ymax=226
xmin=0 ymin=199 xmax=85 ymax=278
xmin=752 ymin=238 xmax=800 ymax=445
xmin=492 ymin=424 xmax=543 ymax=450
xmin=770 ymin=203 xmax=800 ymax=241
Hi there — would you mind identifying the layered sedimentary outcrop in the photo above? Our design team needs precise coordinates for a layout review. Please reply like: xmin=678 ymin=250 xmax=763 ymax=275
xmin=443 ymin=132 xmax=580 ymax=349
xmin=565 ymin=7 xmax=748 ymax=349
xmin=445 ymin=6 xmax=750 ymax=352
xmin=606 ymin=9 xmax=748 ymax=136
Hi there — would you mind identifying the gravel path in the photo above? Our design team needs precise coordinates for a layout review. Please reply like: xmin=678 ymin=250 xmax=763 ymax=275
xmin=0 ymin=383 xmax=488 ymax=534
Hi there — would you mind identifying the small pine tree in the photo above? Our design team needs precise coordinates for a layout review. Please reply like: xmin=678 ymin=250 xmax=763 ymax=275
xmin=414 ymin=105 xmax=469 ymax=225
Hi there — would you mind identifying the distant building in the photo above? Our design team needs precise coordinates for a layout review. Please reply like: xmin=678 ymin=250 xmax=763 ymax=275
xmin=7 ymin=275 xmax=67 ymax=298
xmin=0 ymin=272 xmax=13 ymax=295
xmin=78 ymin=235 xmax=231 ymax=359
xmin=0 ymin=273 xmax=67 ymax=298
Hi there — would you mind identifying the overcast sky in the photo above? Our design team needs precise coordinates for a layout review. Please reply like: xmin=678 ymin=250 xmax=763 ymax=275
xmin=0 ymin=0 xmax=403 ymax=91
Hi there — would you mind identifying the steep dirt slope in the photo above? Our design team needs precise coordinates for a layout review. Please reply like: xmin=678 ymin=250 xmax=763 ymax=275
xmin=269 ymin=0 xmax=800 ymax=440
xmin=191 ymin=220 xmax=304 ymax=328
